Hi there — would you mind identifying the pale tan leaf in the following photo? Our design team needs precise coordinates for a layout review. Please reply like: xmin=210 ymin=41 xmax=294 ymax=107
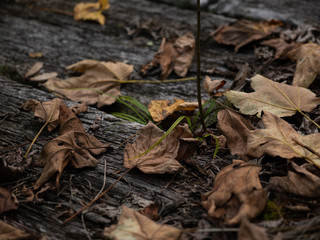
xmin=24 ymin=62 xmax=43 ymax=78
xmin=103 ymin=206 xmax=182 ymax=240
xmin=29 ymin=72 xmax=58 ymax=82
xmin=202 ymin=161 xmax=267 ymax=225
xmin=269 ymin=162 xmax=320 ymax=198
xmin=217 ymin=109 xmax=255 ymax=160
xmin=148 ymin=99 xmax=198 ymax=122
xmin=203 ymin=76 xmax=226 ymax=95
xmin=246 ymin=112 xmax=320 ymax=168
xmin=212 ymin=19 xmax=283 ymax=52
xmin=291 ymin=43 xmax=320 ymax=88
xmin=124 ymin=121 xmax=196 ymax=174
xmin=44 ymin=60 xmax=133 ymax=108
xmin=224 ymin=74 xmax=320 ymax=117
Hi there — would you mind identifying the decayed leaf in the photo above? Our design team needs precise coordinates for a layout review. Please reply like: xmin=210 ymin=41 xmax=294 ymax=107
xmin=0 ymin=220 xmax=31 ymax=240
xmin=212 ymin=19 xmax=283 ymax=52
xmin=261 ymin=38 xmax=301 ymax=59
xmin=269 ymin=162 xmax=320 ymax=198
xmin=34 ymin=104 xmax=109 ymax=189
xmin=0 ymin=187 xmax=19 ymax=214
xmin=29 ymin=72 xmax=58 ymax=82
xmin=203 ymin=76 xmax=226 ymax=96
xmin=238 ymin=217 xmax=269 ymax=240
xmin=141 ymin=31 xmax=195 ymax=79
xmin=74 ymin=0 xmax=110 ymax=25
xmin=124 ymin=121 xmax=196 ymax=174
xmin=103 ymin=206 xmax=182 ymax=240
xmin=148 ymin=99 xmax=199 ymax=122
xmin=224 ymin=74 xmax=320 ymax=117
xmin=290 ymin=43 xmax=320 ymax=88
xmin=24 ymin=62 xmax=43 ymax=78
xmin=202 ymin=161 xmax=267 ymax=225
xmin=217 ymin=109 xmax=255 ymax=160
xmin=44 ymin=59 xmax=133 ymax=108
xmin=246 ymin=112 xmax=320 ymax=168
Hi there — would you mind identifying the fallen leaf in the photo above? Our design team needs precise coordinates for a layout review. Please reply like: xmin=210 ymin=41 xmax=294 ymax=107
xmin=141 ymin=32 xmax=195 ymax=79
xmin=0 ymin=220 xmax=32 ymax=240
xmin=290 ymin=43 xmax=320 ymax=88
xmin=238 ymin=217 xmax=269 ymax=240
xmin=0 ymin=187 xmax=19 ymax=214
xmin=34 ymin=104 xmax=109 ymax=189
xmin=24 ymin=62 xmax=43 ymax=78
xmin=44 ymin=59 xmax=133 ymax=108
xmin=246 ymin=112 xmax=320 ymax=168
xmin=217 ymin=109 xmax=255 ymax=160
xmin=269 ymin=162 xmax=320 ymax=198
xmin=261 ymin=38 xmax=301 ymax=59
xmin=103 ymin=206 xmax=182 ymax=240
xmin=28 ymin=52 xmax=43 ymax=58
xmin=29 ymin=72 xmax=58 ymax=82
xmin=224 ymin=74 xmax=320 ymax=117
xmin=124 ymin=121 xmax=196 ymax=174
xmin=203 ymin=76 xmax=226 ymax=95
xmin=202 ymin=161 xmax=267 ymax=225
xmin=148 ymin=99 xmax=199 ymax=122
xmin=74 ymin=0 xmax=110 ymax=25
xmin=212 ymin=19 xmax=283 ymax=52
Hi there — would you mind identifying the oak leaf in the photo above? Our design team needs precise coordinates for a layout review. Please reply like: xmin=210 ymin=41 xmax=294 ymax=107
xmin=246 ymin=112 xmax=320 ymax=168
xmin=217 ymin=109 xmax=255 ymax=160
xmin=269 ymin=162 xmax=320 ymax=198
xmin=74 ymin=0 xmax=110 ymax=25
xmin=212 ymin=19 xmax=283 ymax=52
xmin=202 ymin=161 xmax=267 ymax=225
xmin=34 ymin=104 xmax=109 ymax=189
xmin=44 ymin=60 xmax=133 ymax=108
xmin=141 ymin=32 xmax=195 ymax=79
xmin=148 ymin=99 xmax=199 ymax=122
xmin=124 ymin=121 xmax=196 ymax=174
xmin=103 ymin=206 xmax=182 ymax=240
xmin=224 ymin=74 xmax=320 ymax=117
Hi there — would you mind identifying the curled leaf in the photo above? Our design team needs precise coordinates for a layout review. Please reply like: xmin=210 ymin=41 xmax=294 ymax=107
xmin=24 ymin=62 xmax=43 ymax=78
xmin=103 ymin=206 xmax=182 ymax=240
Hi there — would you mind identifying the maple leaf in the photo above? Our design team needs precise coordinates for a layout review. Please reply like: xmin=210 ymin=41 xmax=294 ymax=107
xmin=124 ymin=121 xmax=197 ymax=174
xmin=246 ymin=111 xmax=320 ymax=168
xmin=212 ymin=19 xmax=283 ymax=52
xmin=74 ymin=0 xmax=110 ymax=25
xmin=224 ymin=74 xmax=320 ymax=117
xmin=103 ymin=206 xmax=182 ymax=240
xmin=44 ymin=60 xmax=133 ymax=108
xmin=141 ymin=31 xmax=195 ymax=80
xmin=148 ymin=98 xmax=199 ymax=122
xmin=202 ymin=161 xmax=267 ymax=225
xmin=34 ymin=104 xmax=109 ymax=189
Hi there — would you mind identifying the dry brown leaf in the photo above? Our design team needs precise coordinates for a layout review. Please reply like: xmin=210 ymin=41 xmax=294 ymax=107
xmin=34 ymin=104 xmax=109 ymax=189
xmin=0 ymin=187 xmax=19 ymax=214
xmin=261 ymin=38 xmax=301 ymax=59
xmin=246 ymin=112 xmax=320 ymax=168
xmin=124 ymin=121 xmax=196 ymax=174
xmin=74 ymin=0 xmax=110 ymax=25
xmin=0 ymin=220 xmax=32 ymax=240
xmin=217 ymin=109 xmax=255 ymax=160
xmin=141 ymin=32 xmax=195 ymax=79
xmin=238 ymin=217 xmax=269 ymax=240
xmin=148 ymin=99 xmax=199 ymax=122
xmin=269 ymin=162 xmax=320 ymax=198
xmin=224 ymin=74 xmax=320 ymax=117
xmin=103 ymin=206 xmax=182 ymax=240
xmin=290 ymin=43 xmax=320 ymax=88
xmin=212 ymin=19 xmax=283 ymax=52
xmin=44 ymin=59 xmax=133 ymax=108
xmin=203 ymin=76 xmax=226 ymax=95
xmin=24 ymin=62 xmax=43 ymax=78
xmin=202 ymin=161 xmax=267 ymax=225
xmin=29 ymin=72 xmax=58 ymax=82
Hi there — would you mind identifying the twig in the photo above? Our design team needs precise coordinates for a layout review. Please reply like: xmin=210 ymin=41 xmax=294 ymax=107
xmin=93 ymin=159 xmax=107 ymax=200
xmin=81 ymin=213 xmax=92 ymax=240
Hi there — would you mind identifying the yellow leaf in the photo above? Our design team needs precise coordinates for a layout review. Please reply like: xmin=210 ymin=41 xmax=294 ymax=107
xmin=74 ymin=0 xmax=110 ymax=25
